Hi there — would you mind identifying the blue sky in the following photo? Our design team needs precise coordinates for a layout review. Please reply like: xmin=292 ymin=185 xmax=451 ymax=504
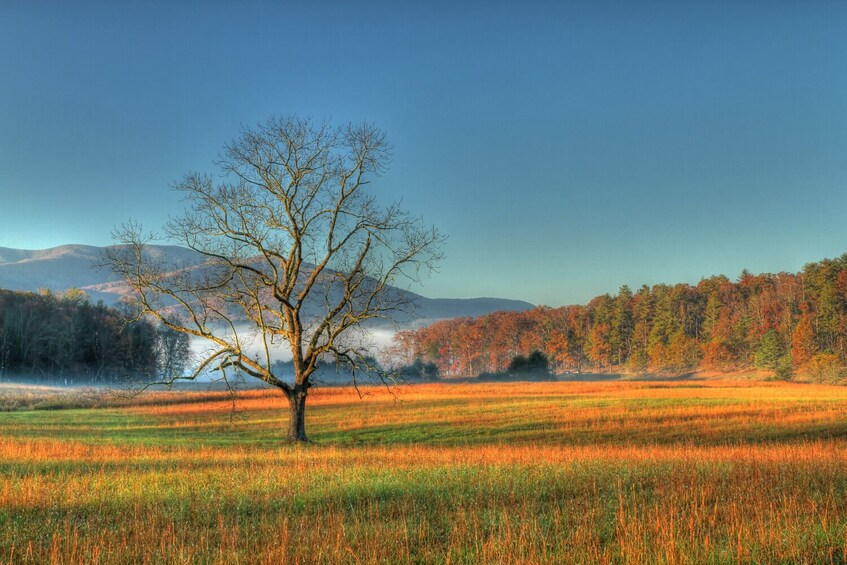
xmin=2 ymin=1 xmax=846 ymax=306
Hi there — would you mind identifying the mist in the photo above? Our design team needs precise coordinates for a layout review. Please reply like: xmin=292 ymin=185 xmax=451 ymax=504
xmin=182 ymin=322 xmax=401 ymax=383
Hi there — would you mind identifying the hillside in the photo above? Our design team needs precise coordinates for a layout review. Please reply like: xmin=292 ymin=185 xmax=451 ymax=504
xmin=397 ymin=253 xmax=847 ymax=380
xmin=0 ymin=244 xmax=533 ymax=324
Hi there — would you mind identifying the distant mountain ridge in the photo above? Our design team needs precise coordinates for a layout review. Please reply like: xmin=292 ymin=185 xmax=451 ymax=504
xmin=0 ymin=244 xmax=533 ymax=324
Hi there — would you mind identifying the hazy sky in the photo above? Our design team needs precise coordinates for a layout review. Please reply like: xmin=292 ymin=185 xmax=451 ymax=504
xmin=2 ymin=1 xmax=846 ymax=306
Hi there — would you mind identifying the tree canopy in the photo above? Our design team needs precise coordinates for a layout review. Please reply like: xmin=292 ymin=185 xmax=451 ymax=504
xmin=396 ymin=255 xmax=847 ymax=382
xmin=0 ymin=289 xmax=188 ymax=383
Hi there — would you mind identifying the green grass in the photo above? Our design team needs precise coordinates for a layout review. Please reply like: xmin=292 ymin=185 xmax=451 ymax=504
xmin=1 ymin=381 xmax=847 ymax=563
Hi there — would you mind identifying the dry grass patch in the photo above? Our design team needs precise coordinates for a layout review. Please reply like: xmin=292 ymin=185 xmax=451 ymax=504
xmin=2 ymin=380 xmax=847 ymax=563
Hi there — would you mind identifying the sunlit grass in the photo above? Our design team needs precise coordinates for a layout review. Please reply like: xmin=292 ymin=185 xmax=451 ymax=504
xmin=2 ymin=380 xmax=847 ymax=563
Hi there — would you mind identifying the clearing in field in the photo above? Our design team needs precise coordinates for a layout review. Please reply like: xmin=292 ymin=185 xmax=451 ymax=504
xmin=2 ymin=380 xmax=847 ymax=563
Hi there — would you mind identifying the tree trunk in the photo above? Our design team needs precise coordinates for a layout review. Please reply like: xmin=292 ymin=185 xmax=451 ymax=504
xmin=287 ymin=385 xmax=309 ymax=442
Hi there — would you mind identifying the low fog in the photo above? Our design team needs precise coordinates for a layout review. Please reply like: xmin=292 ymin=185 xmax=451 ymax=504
xmin=182 ymin=322 xmax=401 ymax=383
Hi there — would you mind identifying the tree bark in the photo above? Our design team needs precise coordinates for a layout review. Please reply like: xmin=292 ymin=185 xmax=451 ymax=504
xmin=287 ymin=385 xmax=309 ymax=442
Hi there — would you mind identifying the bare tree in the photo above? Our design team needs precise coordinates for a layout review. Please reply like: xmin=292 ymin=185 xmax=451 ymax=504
xmin=106 ymin=116 xmax=444 ymax=442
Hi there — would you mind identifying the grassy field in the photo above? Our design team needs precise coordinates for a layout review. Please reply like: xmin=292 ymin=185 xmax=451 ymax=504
xmin=2 ymin=380 xmax=847 ymax=564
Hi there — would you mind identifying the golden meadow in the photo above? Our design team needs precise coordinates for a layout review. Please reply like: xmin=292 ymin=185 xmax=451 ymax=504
xmin=2 ymin=381 xmax=847 ymax=564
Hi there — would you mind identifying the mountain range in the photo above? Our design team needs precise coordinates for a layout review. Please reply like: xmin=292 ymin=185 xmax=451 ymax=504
xmin=0 ymin=244 xmax=533 ymax=325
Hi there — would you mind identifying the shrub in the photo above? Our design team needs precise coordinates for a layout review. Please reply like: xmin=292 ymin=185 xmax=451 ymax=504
xmin=508 ymin=351 xmax=550 ymax=375
xmin=806 ymin=354 xmax=844 ymax=383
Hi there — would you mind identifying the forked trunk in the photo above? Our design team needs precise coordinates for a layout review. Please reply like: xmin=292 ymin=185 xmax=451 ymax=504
xmin=287 ymin=385 xmax=308 ymax=442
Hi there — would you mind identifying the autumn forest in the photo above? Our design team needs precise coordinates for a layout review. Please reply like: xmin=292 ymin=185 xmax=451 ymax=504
xmin=394 ymin=254 xmax=847 ymax=381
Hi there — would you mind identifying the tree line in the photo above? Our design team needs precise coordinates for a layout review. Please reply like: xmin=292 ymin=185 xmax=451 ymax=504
xmin=0 ymin=288 xmax=190 ymax=384
xmin=394 ymin=254 xmax=847 ymax=381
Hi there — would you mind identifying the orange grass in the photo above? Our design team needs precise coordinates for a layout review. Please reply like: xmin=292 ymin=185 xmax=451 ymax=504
xmin=1 ymin=380 xmax=847 ymax=563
